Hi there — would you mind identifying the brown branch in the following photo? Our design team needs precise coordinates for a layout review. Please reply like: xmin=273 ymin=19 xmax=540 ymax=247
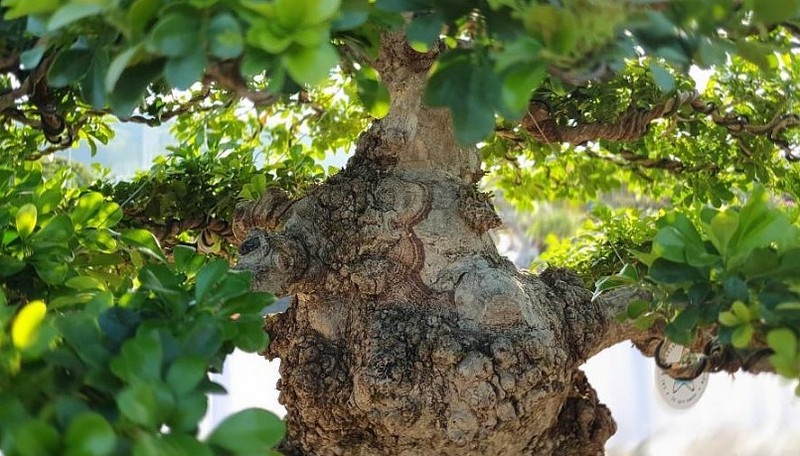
xmin=0 ymin=53 xmax=53 ymax=115
xmin=0 ymin=54 xmax=19 ymax=73
xmin=635 ymin=335 xmax=775 ymax=380
xmin=122 ymin=213 xmax=236 ymax=250
xmin=0 ymin=107 xmax=40 ymax=128
xmin=520 ymin=91 xmax=694 ymax=144
xmin=516 ymin=90 xmax=800 ymax=164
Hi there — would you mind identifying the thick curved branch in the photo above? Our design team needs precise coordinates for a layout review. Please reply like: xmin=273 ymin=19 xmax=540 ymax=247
xmin=516 ymin=90 xmax=800 ymax=163
xmin=520 ymin=91 xmax=694 ymax=144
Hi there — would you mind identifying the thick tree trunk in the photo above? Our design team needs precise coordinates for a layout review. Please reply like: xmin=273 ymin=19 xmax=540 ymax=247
xmin=234 ymin=34 xmax=637 ymax=455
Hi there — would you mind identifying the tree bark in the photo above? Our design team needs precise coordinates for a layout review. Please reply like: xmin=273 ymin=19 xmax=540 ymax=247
xmin=234 ymin=34 xmax=638 ymax=455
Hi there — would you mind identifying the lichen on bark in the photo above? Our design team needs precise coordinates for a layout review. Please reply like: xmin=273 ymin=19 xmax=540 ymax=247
xmin=234 ymin=33 xmax=636 ymax=455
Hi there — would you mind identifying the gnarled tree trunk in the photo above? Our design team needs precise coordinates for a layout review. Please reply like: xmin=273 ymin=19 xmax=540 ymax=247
xmin=234 ymin=34 xmax=640 ymax=455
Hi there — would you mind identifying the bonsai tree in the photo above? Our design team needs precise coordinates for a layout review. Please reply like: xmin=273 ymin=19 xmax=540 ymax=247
xmin=1 ymin=1 xmax=800 ymax=454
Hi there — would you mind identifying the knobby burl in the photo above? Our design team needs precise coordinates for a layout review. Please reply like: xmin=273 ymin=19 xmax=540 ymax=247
xmin=232 ymin=126 xmax=616 ymax=455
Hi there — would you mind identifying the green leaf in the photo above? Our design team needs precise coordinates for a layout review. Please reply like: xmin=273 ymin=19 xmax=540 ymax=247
xmin=65 ymin=276 xmax=106 ymax=291
xmin=138 ymin=264 xmax=185 ymax=311
xmin=405 ymin=12 xmax=443 ymax=52
xmin=649 ymin=258 xmax=704 ymax=284
xmin=0 ymin=255 xmax=25 ymax=277
xmin=106 ymin=46 xmax=141 ymax=92
xmin=767 ymin=328 xmax=798 ymax=360
xmin=168 ymin=392 xmax=209 ymax=433
xmin=108 ymin=60 xmax=165 ymax=117
xmin=182 ymin=318 xmax=223 ymax=358
xmin=304 ymin=0 xmax=342 ymax=24
xmin=37 ymin=187 xmax=63 ymax=214
xmin=206 ymin=409 xmax=285 ymax=453
xmin=653 ymin=221 xmax=707 ymax=265
xmin=117 ymin=383 xmax=158 ymax=428
xmin=48 ymin=48 xmax=92 ymax=88
xmin=592 ymin=273 xmax=636 ymax=300
xmin=234 ymin=317 xmax=269 ymax=352
xmin=121 ymin=229 xmax=166 ymax=262
xmin=128 ymin=0 xmax=160 ymax=35
xmin=8 ymin=420 xmax=60 ymax=455
xmin=65 ymin=412 xmax=116 ymax=456
xmin=19 ymin=45 xmax=46 ymax=70
xmin=618 ymin=263 xmax=639 ymax=281
xmin=48 ymin=3 xmax=105 ymax=31
xmin=110 ymin=330 xmax=163 ymax=383
xmin=626 ymin=299 xmax=649 ymax=319
xmin=731 ymin=300 xmax=752 ymax=322
xmin=706 ymin=209 xmax=738 ymax=256
xmin=173 ymin=245 xmax=205 ymax=275
xmin=493 ymin=36 xmax=543 ymax=72
xmin=735 ymin=40 xmax=772 ymax=72
xmin=166 ymin=356 xmax=208 ymax=396
xmin=649 ymin=61 xmax=675 ymax=93
xmin=165 ymin=47 xmax=206 ymax=90
xmin=133 ymin=433 xmax=213 ymax=456
xmin=11 ymin=300 xmax=47 ymax=350
xmin=671 ymin=306 xmax=699 ymax=333
xmin=246 ymin=21 xmax=294 ymax=54
xmin=375 ymin=0 xmax=432 ymax=12
xmin=16 ymin=203 xmax=37 ymax=238
xmin=424 ymin=50 xmax=501 ymax=144
xmin=729 ymin=188 xmax=793 ymax=267
xmin=209 ymin=12 xmax=244 ymax=59
xmin=747 ymin=0 xmax=800 ymax=24
xmin=332 ymin=0 xmax=369 ymax=30
xmin=33 ymin=258 xmax=70 ymax=285
xmin=2 ymin=0 xmax=59 ymax=19
xmin=71 ymin=192 xmax=104 ymax=228
xmin=283 ymin=42 xmax=339 ymax=85
xmin=718 ymin=311 xmax=740 ymax=326
xmin=196 ymin=259 xmax=232 ymax=303
xmin=355 ymin=69 xmax=390 ymax=118
xmin=731 ymin=323 xmax=754 ymax=348
xmin=500 ymin=61 xmax=547 ymax=117
xmin=83 ymin=50 xmax=109 ymax=108
xmin=147 ymin=12 xmax=202 ymax=57
xmin=722 ymin=276 xmax=748 ymax=301
xmin=777 ymin=302 xmax=800 ymax=311
xmin=89 ymin=202 xmax=123 ymax=229
xmin=223 ymin=291 xmax=274 ymax=316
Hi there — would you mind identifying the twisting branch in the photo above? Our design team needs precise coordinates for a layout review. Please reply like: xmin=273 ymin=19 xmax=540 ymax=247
xmin=520 ymin=91 xmax=695 ymax=144
xmin=122 ymin=212 xmax=236 ymax=253
xmin=2 ymin=54 xmax=277 ymax=155
xmin=517 ymin=90 xmax=800 ymax=162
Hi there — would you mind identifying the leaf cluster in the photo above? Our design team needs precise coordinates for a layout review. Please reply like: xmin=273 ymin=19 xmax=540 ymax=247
xmin=0 ymin=160 xmax=284 ymax=455
xmin=597 ymin=189 xmax=800 ymax=391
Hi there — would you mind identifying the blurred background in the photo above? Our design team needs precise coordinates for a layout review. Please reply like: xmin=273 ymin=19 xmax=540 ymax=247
xmin=66 ymin=121 xmax=800 ymax=456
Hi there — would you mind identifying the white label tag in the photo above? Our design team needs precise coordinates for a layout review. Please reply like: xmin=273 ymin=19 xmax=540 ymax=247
xmin=655 ymin=341 xmax=709 ymax=409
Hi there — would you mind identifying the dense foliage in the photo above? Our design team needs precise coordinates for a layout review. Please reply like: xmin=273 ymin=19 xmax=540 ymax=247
xmin=2 ymin=0 xmax=800 ymax=452
xmin=0 ymin=162 xmax=283 ymax=454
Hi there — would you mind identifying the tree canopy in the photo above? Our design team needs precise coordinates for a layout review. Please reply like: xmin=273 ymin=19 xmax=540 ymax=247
xmin=2 ymin=0 xmax=800 ymax=454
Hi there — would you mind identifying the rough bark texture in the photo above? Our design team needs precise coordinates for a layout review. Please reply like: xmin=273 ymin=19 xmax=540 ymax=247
xmin=234 ymin=34 xmax=636 ymax=455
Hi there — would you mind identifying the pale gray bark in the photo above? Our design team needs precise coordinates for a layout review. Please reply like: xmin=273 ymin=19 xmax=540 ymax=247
xmin=234 ymin=33 xmax=644 ymax=455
